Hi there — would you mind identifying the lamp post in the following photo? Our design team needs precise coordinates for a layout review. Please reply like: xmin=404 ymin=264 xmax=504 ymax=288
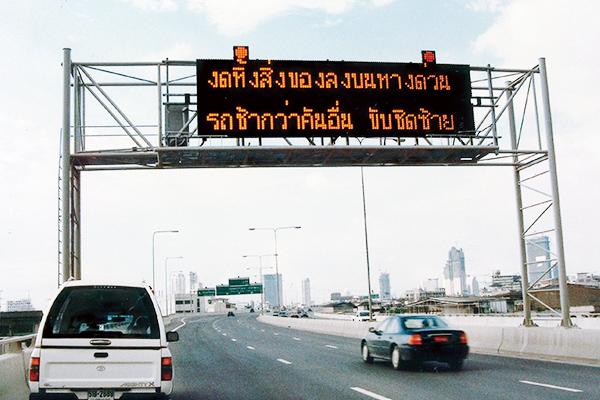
xmin=360 ymin=167 xmax=374 ymax=321
xmin=164 ymin=256 xmax=183 ymax=315
xmin=152 ymin=230 xmax=179 ymax=289
xmin=248 ymin=226 xmax=301 ymax=309
xmin=243 ymin=254 xmax=275 ymax=313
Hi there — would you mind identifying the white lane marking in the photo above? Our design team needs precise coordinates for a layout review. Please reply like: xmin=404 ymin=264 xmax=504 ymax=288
xmin=277 ymin=358 xmax=292 ymax=365
xmin=261 ymin=329 xmax=265 ymax=332
xmin=273 ymin=332 xmax=279 ymax=336
xmin=350 ymin=387 xmax=392 ymax=400
xmin=293 ymin=337 xmax=301 ymax=341
xmin=222 ymin=333 xmax=227 ymax=336
xmin=246 ymin=346 xmax=255 ymax=350
xmin=519 ymin=380 xmax=583 ymax=393
xmin=231 ymin=338 xmax=237 ymax=342
xmin=172 ymin=317 xmax=187 ymax=332
xmin=325 ymin=345 xmax=338 ymax=349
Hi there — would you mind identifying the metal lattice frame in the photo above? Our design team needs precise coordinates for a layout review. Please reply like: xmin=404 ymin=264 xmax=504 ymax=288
xmin=58 ymin=48 xmax=572 ymax=327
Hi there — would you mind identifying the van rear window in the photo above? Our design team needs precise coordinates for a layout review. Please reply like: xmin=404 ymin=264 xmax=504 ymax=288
xmin=43 ymin=286 xmax=160 ymax=339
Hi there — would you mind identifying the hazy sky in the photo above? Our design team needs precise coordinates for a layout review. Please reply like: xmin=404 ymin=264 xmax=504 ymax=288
xmin=1 ymin=0 xmax=599 ymax=309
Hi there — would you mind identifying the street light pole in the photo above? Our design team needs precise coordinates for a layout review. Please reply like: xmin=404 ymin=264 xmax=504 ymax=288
xmin=360 ymin=167 xmax=374 ymax=321
xmin=164 ymin=256 xmax=183 ymax=315
xmin=249 ymin=226 xmax=301 ymax=309
xmin=243 ymin=254 xmax=275 ymax=314
xmin=152 ymin=230 xmax=179 ymax=289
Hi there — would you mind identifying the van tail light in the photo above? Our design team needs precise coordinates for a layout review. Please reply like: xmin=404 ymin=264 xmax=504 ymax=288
xmin=407 ymin=334 xmax=423 ymax=346
xmin=29 ymin=357 xmax=40 ymax=382
xmin=459 ymin=332 xmax=468 ymax=345
xmin=161 ymin=357 xmax=173 ymax=381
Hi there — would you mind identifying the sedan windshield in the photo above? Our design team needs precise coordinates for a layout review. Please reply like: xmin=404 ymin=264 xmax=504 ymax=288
xmin=43 ymin=286 xmax=160 ymax=339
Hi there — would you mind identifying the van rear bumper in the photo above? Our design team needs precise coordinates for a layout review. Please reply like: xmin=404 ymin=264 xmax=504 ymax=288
xmin=29 ymin=391 xmax=170 ymax=399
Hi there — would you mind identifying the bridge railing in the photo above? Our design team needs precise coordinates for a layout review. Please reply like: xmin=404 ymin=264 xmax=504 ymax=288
xmin=0 ymin=334 xmax=36 ymax=356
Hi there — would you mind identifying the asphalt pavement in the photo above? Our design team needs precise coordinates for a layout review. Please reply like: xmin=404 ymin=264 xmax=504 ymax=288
xmin=168 ymin=313 xmax=599 ymax=400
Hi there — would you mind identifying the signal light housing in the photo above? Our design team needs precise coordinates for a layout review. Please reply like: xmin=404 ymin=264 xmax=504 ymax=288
xmin=421 ymin=50 xmax=436 ymax=66
xmin=233 ymin=46 xmax=249 ymax=65
xmin=407 ymin=334 xmax=423 ymax=346
xmin=29 ymin=357 xmax=40 ymax=382
xmin=161 ymin=357 xmax=173 ymax=381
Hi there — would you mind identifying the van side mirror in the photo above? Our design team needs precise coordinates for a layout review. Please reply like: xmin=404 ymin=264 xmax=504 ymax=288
xmin=166 ymin=331 xmax=179 ymax=342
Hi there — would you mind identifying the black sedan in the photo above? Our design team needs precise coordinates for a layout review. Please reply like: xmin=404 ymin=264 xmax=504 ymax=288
xmin=361 ymin=315 xmax=468 ymax=371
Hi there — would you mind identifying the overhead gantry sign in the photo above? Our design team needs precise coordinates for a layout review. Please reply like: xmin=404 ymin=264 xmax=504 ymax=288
xmin=58 ymin=47 xmax=573 ymax=327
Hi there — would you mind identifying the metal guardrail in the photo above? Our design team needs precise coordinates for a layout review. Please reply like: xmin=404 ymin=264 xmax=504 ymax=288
xmin=0 ymin=334 xmax=36 ymax=356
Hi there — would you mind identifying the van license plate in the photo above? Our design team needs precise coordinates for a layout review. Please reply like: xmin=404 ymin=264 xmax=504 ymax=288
xmin=88 ymin=390 xmax=114 ymax=400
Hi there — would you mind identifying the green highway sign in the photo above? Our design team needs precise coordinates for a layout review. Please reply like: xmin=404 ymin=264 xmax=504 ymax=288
xmin=197 ymin=288 xmax=216 ymax=297
xmin=216 ymin=284 xmax=263 ymax=295
xmin=229 ymin=277 xmax=250 ymax=287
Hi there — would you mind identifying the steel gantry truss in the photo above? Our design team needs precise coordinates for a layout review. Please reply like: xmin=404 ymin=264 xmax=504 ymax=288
xmin=58 ymin=48 xmax=573 ymax=327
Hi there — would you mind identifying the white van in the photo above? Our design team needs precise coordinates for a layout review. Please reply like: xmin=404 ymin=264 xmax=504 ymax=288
xmin=29 ymin=281 xmax=178 ymax=399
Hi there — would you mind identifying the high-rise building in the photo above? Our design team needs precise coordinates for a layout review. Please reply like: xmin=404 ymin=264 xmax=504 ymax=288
xmin=527 ymin=236 xmax=556 ymax=285
xmin=189 ymin=271 xmax=198 ymax=292
xmin=173 ymin=272 xmax=186 ymax=295
xmin=301 ymin=278 xmax=311 ymax=306
xmin=443 ymin=247 xmax=467 ymax=296
xmin=471 ymin=277 xmax=480 ymax=296
xmin=263 ymin=273 xmax=283 ymax=307
xmin=379 ymin=272 xmax=391 ymax=300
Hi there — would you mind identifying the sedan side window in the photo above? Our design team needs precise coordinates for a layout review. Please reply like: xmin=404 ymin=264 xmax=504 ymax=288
xmin=384 ymin=317 xmax=401 ymax=334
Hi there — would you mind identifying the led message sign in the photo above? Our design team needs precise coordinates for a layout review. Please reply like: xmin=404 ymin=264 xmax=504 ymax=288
xmin=196 ymin=50 xmax=474 ymax=138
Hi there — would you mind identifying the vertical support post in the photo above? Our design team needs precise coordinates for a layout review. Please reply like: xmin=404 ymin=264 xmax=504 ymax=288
xmin=61 ymin=48 xmax=72 ymax=283
xmin=157 ymin=64 xmax=162 ymax=147
xmin=360 ymin=167 xmax=374 ymax=321
xmin=487 ymin=65 xmax=499 ymax=149
xmin=71 ymin=168 xmax=81 ymax=280
xmin=507 ymin=82 xmax=534 ymax=327
xmin=538 ymin=58 xmax=572 ymax=327
xmin=73 ymin=69 xmax=82 ymax=153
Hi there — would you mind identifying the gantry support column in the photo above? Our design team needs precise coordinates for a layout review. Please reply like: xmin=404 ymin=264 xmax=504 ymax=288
xmin=71 ymin=168 xmax=81 ymax=279
xmin=507 ymin=82 xmax=534 ymax=327
xmin=61 ymin=48 xmax=72 ymax=283
xmin=538 ymin=58 xmax=572 ymax=327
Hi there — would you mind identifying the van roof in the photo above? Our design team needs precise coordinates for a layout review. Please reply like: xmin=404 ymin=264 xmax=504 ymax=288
xmin=60 ymin=280 xmax=151 ymax=289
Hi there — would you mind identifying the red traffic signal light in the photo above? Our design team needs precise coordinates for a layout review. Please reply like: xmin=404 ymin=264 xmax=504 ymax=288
xmin=234 ymin=46 xmax=249 ymax=65
xmin=421 ymin=50 xmax=436 ymax=65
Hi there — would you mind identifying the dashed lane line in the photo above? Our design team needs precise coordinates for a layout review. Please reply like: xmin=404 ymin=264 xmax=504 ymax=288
xmin=519 ymin=380 xmax=583 ymax=393
xmin=276 ymin=358 xmax=292 ymax=365
xmin=222 ymin=333 xmax=227 ymax=336
xmin=293 ymin=337 xmax=301 ymax=341
xmin=231 ymin=338 xmax=237 ymax=342
xmin=246 ymin=346 xmax=255 ymax=350
xmin=350 ymin=387 xmax=392 ymax=400
xmin=325 ymin=345 xmax=338 ymax=349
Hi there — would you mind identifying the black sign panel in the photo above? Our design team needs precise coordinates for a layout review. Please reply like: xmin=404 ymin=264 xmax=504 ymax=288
xmin=196 ymin=59 xmax=474 ymax=137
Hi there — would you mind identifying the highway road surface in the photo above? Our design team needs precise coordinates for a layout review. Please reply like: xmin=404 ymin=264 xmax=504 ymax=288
xmin=167 ymin=314 xmax=598 ymax=400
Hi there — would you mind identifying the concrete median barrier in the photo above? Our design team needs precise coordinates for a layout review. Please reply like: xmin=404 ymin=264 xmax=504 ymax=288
xmin=0 ymin=352 xmax=29 ymax=400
